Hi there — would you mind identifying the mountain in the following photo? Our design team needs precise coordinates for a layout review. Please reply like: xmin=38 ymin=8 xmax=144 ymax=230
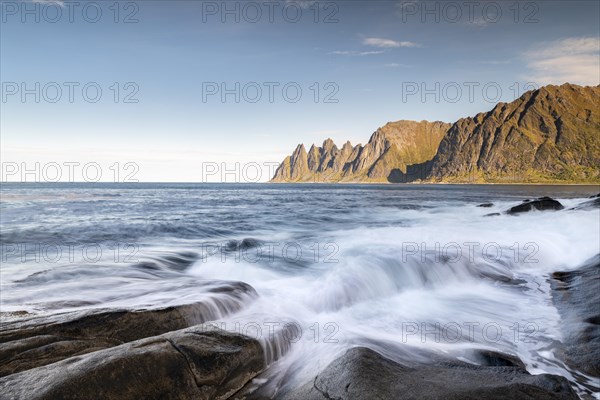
xmin=428 ymin=83 xmax=600 ymax=182
xmin=271 ymin=84 xmax=600 ymax=183
xmin=271 ymin=120 xmax=451 ymax=183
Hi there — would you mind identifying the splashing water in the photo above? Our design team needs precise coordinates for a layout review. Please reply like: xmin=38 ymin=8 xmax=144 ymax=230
xmin=1 ymin=183 xmax=599 ymax=396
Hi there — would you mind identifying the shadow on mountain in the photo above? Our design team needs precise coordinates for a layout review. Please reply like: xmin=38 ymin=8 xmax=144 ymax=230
xmin=388 ymin=161 xmax=433 ymax=183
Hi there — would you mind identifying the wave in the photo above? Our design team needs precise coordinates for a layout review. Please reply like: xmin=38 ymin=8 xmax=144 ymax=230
xmin=1 ymin=187 xmax=598 ymax=395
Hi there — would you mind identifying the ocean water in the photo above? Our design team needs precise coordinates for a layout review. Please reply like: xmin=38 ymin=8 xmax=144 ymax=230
xmin=1 ymin=183 xmax=599 ymax=396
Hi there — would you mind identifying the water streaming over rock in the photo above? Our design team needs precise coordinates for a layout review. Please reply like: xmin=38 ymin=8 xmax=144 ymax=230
xmin=1 ymin=183 xmax=598 ymax=397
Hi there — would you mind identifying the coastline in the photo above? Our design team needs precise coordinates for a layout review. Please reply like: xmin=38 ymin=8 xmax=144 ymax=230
xmin=267 ymin=180 xmax=600 ymax=186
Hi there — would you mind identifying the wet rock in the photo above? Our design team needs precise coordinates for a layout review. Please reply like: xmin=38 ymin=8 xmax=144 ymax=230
xmin=225 ymin=238 xmax=263 ymax=252
xmin=0 ymin=282 xmax=257 ymax=377
xmin=569 ymin=196 xmax=600 ymax=210
xmin=0 ymin=326 xmax=265 ymax=400
xmin=506 ymin=197 xmax=564 ymax=215
xmin=477 ymin=203 xmax=494 ymax=207
xmin=0 ymin=311 xmax=32 ymax=319
xmin=550 ymin=255 xmax=600 ymax=378
xmin=484 ymin=212 xmax=501 ymax=217
xmin=472 ymin=349 xmax=526 ymax=369
xmin=132 ymin=251 xmax=199 ymax=272
xmin=279 ymin=347 xmax=577 ymax=400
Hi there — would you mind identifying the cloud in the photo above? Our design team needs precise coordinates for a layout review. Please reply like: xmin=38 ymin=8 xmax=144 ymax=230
xmin=384 ymin=63 xmax=412 ymax=68
xmin=363 ymin=38 xmax=421 ymax=48
xmin=467 ymin=17 xmax=488 ymax=28
xmin=480 ymin=60 xmax=512 ymax=65
xmin=523 ymin=37 xmax=600 ymax=86
xmin=284 ymin=0 xmax=316 ymax=9
xmin=330 ymin=50 xmax=385 ymax=56
xmin=31 ymin=0 xmax=65 ymax=6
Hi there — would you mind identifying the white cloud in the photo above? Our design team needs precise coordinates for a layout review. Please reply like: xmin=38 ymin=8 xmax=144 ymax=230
xmin=480 ymin=60 xmax=512 ymax=65
xmin=467 ymin=17 xmax=488 ymax=28
xmin=284 ymin=0 xmax=316 ymax=9
xmin=32 ymin=0 xmax=65 ymax=7
xmin=523 ymin=37 xmax=600 ymax=86
xmin=330 ymin=50 xmax=385 ymax=56
xmin=384 ymin=63 xmax=412 ymax=68
xmin=363 ymin=38 xmax=421 ymax=48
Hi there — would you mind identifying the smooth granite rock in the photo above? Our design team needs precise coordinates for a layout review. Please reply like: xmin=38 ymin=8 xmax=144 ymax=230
xmin=278 ymin=347 xmax=578 ymax=400
xmin=0 ymin=325 xmax=265 ymax=400
xmin=0 ymin=281 xmax=257 ymax=377
xmin=506 ymin=197 xmax=564 ymax=214
xmin=551 ymin=255 xmax=600 ymax=378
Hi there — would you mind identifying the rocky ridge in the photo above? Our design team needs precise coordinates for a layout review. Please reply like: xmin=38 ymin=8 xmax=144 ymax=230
xmin=271 ymin=84 xmax=600 ymax=183
xmin=271 ymin=120 xmax=450 ymax=183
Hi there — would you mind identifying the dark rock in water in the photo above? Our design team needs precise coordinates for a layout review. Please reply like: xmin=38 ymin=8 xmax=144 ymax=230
xmin=590 ymin=193 xmax=600 ymax=198
xmin=133 ymin=251 xmax=199 ymax=272
xmin=472 ymin=349 xmax=526 ymax=369
xmin=225 ymin=238 xmax=263 ymax=252
xmin=551 ymin=255 xmax=600 ymax=378
xmin=506 ymin=196 xmax=564 ymax=215
xmin=484 ymin=212 xmax=501 ymax=217
xmin=0 ymin=282 xmax=257 ymax=377
xmin=570 ymin=196 xmax=600 ymax=210
xmin=279 ymin=347 xmax=577 ymax=400
xmin=161 ymin=251 xmax=199 ymax=270
xmin=0 ymin=326 xmax=265 ymax=400
xmin=477 ymin=203 xmax=494 ymax=207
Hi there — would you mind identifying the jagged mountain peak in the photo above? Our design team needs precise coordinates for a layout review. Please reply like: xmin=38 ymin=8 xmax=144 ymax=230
xmin=271 ymin=84 xmax=600 ymax=183
xmin=272 ymin=120 xmax=450 ymax=183
xmin=429 ymin=83 xmax=600 ymax=182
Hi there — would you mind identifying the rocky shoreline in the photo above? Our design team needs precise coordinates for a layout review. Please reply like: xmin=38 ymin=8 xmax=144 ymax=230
xmin=0 ymin=306 xmax=587 ymax=400
xmin=1 ymin=197 xmax=598 ymax=399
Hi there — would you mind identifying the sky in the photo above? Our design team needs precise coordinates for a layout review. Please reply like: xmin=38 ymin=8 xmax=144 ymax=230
xmin=1 ymin=0 xmax=599 ymax=182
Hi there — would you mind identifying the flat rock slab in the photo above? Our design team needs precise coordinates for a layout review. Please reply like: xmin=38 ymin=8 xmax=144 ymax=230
xmin=551 ymin=255 xmax=600 ymax=378
xmin=279 ymin=347 xmax=578 ymax=400
xmin=569 ymin=196 xmax=600 ymax=210
xmin=0 ymin=281 xmax=257 ymax=377
xmin=0 ymin=325 xmax=265 ymax=400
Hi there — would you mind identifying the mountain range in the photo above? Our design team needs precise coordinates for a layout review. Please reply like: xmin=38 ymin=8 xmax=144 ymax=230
xmin=271 ymin=83 xmax=600 ymax=183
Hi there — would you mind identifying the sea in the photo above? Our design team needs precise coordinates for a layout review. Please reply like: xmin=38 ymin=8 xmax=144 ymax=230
xmin=1 ymin=183 xmax=599 ymax=396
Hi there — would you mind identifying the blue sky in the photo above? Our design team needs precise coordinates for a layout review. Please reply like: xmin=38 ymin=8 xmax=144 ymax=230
xmin=1 ymin=0 xmax=599 ymax=181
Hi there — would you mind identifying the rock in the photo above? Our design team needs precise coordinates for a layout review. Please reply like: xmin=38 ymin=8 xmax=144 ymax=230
xmin=225 ymin=238 xmax=263 ymax=252
xmin=550 ymin=255 xmax=600 ymax=378
xmin=570 ymin=196 xmax=600 ymax=210
xmin=506 ymin=197 xmax=564 ymax=215
xmin=0 ymin=282 xmax=257 ymax=377
xmin=429 ymin=84 xmax=600 ymax=183
xmin=0 ymin=325 xmax=266 ymax=400
xmin=278 ymin=347 xmax=578 ymax=400
xmin=272 ymin=84 xmax=600 ymax=183
xmin=472 ymin=349 xmax=526 ymax=369
xmin=484 ymin=213 xmax=501 ymax=217
xmin=477 ymin=203 xmax=494 ymax=207
xmin=271 ymin=121 xmax=450 ymax=183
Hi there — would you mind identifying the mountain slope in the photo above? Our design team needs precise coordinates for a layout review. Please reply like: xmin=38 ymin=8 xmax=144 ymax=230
xmin=271 ymin=120 xmax=450 ymax=182
xmin=429 ymin=83 xmax=600 ymax=182
xmin=271 ymin=83 xmax=600 ymax=183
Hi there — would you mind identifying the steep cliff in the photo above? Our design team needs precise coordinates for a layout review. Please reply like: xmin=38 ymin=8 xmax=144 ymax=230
xmin=272 ymin=84 xmax=600 ymax=183
xmin=271 ymin=120 xmax=450 ymax=182
xmin=429 ymin=83 xmax=600 ymax=182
